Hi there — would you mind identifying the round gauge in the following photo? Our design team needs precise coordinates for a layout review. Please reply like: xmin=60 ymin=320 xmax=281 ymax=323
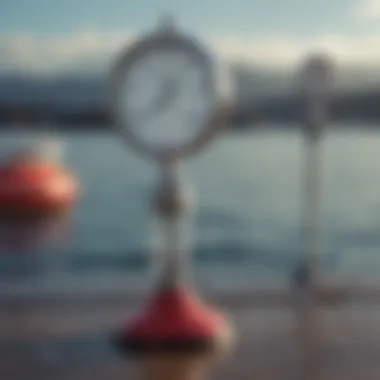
xmin=109 ymin=24 xmax=227 ymax=161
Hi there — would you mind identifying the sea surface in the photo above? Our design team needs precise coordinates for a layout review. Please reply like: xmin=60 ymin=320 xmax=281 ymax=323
xmin=1 ymin=125 xmax=380 ymax=287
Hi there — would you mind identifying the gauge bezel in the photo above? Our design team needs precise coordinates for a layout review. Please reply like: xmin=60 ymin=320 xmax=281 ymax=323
xmin=108 ymin=30 xmax=232 ymax=162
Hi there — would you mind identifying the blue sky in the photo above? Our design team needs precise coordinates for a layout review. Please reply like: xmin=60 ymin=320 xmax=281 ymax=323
xmin=0 ymin=0 xmax=380 ymax=74
xmin=0 ymin=0 xmax=369 ymax=37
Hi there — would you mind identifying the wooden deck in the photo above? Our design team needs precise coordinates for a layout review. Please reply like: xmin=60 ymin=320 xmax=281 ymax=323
xmin=2 ymin=282 xmax=380 ymax=380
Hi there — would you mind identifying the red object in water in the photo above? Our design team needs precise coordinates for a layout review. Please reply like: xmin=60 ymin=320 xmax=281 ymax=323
xmin=0 ymin=156 xmax=78 ymax=219
xmin=116 ymin=287 xmax=230 ymax=355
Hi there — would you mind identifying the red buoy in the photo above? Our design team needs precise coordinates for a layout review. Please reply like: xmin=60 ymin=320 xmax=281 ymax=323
xmin=115 ymin=287 xmax=232 ymax=356
xmin=0 ymin=154 xmax=78 ymax=219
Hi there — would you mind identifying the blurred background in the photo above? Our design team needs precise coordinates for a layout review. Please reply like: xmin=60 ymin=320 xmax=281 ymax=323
xmin=2 ymin=0 xmax=380 ymax=379
xmin=1 ymin=0 xmax=380 ymax=282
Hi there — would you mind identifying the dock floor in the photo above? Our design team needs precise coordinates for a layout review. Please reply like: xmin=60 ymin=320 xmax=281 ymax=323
xmin=2 ymin=290 xmax=380 ymax=380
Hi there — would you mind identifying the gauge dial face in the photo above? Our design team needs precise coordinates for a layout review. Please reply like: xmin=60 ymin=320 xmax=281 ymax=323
xmin=115 ymin=47 xmax=216 ymax=153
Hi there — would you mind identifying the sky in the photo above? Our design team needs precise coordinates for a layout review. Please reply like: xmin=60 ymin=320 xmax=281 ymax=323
xmin=0 ymin=0 xmax=380 ymax=75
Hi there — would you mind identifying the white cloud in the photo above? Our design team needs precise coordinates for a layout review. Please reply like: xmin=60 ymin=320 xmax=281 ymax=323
xmin=2 ymin=30 xmax=380 ymax=75
xmin=0 ymin=31 xmax=134 ymax=75
xmin=212 ymin=33 xmax=380 ymax=70
xmin=350 ymin=0 xmax=380 ymax=20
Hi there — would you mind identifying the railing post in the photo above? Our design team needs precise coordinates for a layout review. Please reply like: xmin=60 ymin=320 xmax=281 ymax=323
xmin=295 ymin=53 xmax=334 ymax=380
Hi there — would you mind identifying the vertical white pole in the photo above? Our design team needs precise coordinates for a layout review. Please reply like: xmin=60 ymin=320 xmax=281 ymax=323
xmin=298 ymin=107 xmax=322 ymax=380
xmin=296 ymin=54 xmax=334 ymax=380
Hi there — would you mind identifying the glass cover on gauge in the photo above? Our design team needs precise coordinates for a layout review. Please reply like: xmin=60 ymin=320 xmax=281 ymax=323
xmin=115 ymin=47 xmax=215 ymax=153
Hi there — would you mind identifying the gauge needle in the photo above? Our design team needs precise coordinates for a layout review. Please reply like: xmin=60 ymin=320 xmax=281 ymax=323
xmin=152 ymin=78 xmax=179 ymax=114
xmin=135 ymin=78 xmax=180 ymax=129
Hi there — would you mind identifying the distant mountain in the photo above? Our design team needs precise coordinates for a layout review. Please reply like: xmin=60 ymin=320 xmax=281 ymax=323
xmin=231 ymin=63 xmax=380 ymax=101
xmin=1 ymin=63 xmax=380 ymax=110
xmin=0 ymin=74 xmax=105 ymax=108
xmin=0 ymin=63 xmax=379 ymax=128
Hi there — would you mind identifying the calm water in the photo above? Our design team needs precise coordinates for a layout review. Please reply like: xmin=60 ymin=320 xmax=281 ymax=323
xmin=1 ymin=126 xmax=380 ymax=285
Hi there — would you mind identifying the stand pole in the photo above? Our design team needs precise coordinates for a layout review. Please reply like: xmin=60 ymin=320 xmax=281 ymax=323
xmin=298 ymin=110 xmax=323 ymax=380
xmin=294 ymin=56 xmax=333 ymax=379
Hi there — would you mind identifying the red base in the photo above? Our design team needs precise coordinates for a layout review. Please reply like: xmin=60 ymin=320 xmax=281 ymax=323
xmin=114 ymin=288 xmax=229 ymax=355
